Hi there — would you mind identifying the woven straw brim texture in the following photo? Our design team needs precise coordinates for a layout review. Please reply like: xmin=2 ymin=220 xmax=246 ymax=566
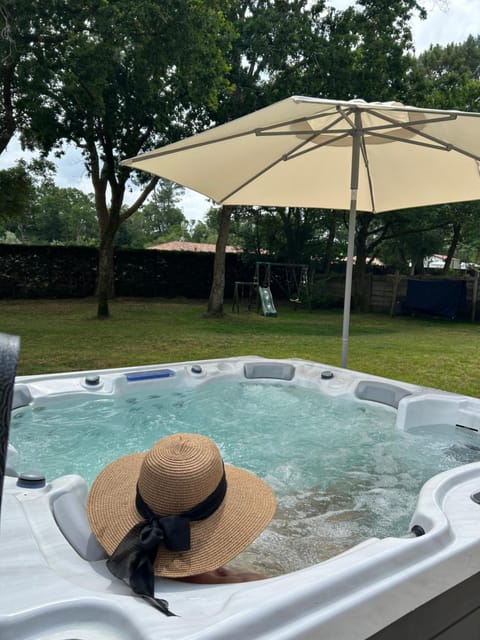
xmin=87 ymin=452 xmax=276 ymax=578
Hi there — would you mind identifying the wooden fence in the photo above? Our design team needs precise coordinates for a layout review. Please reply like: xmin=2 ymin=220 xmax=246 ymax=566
xmin=316 ymin=272 xmax=480 ymax=321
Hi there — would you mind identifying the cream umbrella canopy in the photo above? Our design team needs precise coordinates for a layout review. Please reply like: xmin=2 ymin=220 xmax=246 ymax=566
xmin=122 ymin=96 xmax=480 ymax=367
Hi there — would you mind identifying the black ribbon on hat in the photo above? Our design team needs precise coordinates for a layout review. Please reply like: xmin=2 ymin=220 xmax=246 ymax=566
xmin=106 ymin=465 xmax=227 ymax=616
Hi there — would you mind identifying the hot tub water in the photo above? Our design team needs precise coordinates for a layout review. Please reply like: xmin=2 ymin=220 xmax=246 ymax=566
xmin=10 ymin=379 xmax=480 ymax=574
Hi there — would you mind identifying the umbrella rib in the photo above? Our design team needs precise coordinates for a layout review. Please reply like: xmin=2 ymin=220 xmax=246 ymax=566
xmin=125 ymin=102 xmax=480 ymax=165
xmin=359 ymin=136 xmax=376 ymax=212
xmin=261 ymin=108 xmax=480 ymax=164
xmin=216 ymin=154 xmax=283 ymax=204
xmin=257 ymin=109 xmax=350 ymax=134
xmin=217 ymin=132 xmax=321 ymax=204
xmin=403 ymin=129 xmax=480 ymax=161
xmin=260 ymin=114 xmax=458 ymax=137
xmin=125 ymin=129 xmax=260 ymax=163
xmin=354 ymin=111 xmax=457 ymax=132
xmin=367 ymin=131 xmax=452 ymax=151
xmin=125 ymin=109 xmax=349 ymax=164
xmin=257 ymin=111 xmax=350 ymax=141
xmin=366 ymin=109 xmax=480 ymax=161
xmin=283 ymin=132 xmax=351 ymax=161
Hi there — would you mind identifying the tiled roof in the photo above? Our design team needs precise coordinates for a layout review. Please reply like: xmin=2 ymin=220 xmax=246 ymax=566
xmin=148 ymin=241 xmax=241 ymax=253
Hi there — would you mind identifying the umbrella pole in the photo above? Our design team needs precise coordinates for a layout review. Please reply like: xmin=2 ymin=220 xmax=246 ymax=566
xmin=341 ymin=118 xmax=361 ymax=368
xmin=341 ymin=208 xmax=356 ymax=368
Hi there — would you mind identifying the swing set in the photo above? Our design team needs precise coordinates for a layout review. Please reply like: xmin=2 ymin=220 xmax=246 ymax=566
xmin=232 ymin=261 xmax=311 ymax=316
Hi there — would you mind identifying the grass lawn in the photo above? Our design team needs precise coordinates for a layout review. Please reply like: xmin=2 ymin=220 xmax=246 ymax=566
xmin=1 ymin=297 xmax=479 ymax=397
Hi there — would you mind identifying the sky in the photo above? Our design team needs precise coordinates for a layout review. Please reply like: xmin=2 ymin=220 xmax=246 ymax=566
xmin=2 ymin=0 xmax=480 ymax=222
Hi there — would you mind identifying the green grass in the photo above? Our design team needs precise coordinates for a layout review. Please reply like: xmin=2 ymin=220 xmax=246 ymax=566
xmin=2 ymin=297 xmax=479 ymax=397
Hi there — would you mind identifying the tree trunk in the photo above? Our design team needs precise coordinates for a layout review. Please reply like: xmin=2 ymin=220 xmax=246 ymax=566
xmin=353 ymin=213 xmax=370 ymax=311
xmin=0 ymin=63 xmax=16 ymax=155
xmin=278 ymin=207 xmax=300 ymax=262
xmin=443 ymin=222 xmax=461 ymax=273
xmin=96 ymin=228 xmax=116 ymax=318
xmin=205 ymin=205 xmax=232 ymax=317
xmin=323 ymin=216 xmax=337 ymax=275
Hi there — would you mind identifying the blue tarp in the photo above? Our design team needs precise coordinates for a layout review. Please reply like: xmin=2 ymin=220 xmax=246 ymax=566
xmin=405 ymin=279 xmax=467 ymax=319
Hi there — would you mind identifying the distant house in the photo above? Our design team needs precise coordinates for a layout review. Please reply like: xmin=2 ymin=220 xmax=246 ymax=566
xmin=148 ymin=241 xmax=241 ymax=254
xmin=339 ymin=256 xmax=384 ymax=266
xmin=424 ymin=254 xmax=464 ymax=270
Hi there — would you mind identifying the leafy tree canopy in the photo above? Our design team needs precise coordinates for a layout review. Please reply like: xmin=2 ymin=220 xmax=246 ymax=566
xmin=0 ymin=163 xmax=34 ymax=222
xmin=412 ymin=35 xmax=480 ymax=110
xmin=2 ymin=177 xmax=98 ymax=245
xmin=15 ymin=0 xmax=234 ymax=316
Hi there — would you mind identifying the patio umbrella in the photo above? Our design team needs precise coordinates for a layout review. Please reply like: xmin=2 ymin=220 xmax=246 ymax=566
xmin=122 ymin=97 xmax=480 ymax=367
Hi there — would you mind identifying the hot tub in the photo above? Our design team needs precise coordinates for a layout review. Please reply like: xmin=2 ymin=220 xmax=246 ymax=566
xmin=2 ymin=356 xmax=480 ymax=639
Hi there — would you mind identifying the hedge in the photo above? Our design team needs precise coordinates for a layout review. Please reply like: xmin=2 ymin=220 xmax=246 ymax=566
xmin=0 ymin=244 xmax=252 ymax=299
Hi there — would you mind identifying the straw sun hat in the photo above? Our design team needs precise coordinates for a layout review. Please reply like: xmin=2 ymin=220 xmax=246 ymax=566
xmin=87 ymin=433 xmax=276 ymax=579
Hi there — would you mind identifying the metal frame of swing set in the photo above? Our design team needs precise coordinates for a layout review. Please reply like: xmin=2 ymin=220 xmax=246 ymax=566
xmin=232 ymin=261 xmax=311 ymax=315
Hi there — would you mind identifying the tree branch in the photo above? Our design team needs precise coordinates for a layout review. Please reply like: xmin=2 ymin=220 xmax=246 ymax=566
xmin=120 ymin=175 xmax=159 ymax=222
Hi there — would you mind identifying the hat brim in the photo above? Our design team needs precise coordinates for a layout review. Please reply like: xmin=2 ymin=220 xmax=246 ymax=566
xmin=87 ymin=452 xmax=276 ymax=577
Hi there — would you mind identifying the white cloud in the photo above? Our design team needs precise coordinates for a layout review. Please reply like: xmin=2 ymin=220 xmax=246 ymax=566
xmin=328 ymin=0 xmax=480 ymax=53
xmin=0 ymin=137 xmax=35 ymax=169
xmin=51 ymin=144 xmax=90 ymax=191
xmin=181 ymin=190 xmax=212 ymax=221
xmin=0 ymin=137 xmax=90 ymax=190
xmin=412 ymin=0 xmax=480 ymax=53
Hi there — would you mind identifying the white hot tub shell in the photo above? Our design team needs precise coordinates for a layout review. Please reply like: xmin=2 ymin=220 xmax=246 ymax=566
xmin=2 ymin=356 xmax=480 ymax=640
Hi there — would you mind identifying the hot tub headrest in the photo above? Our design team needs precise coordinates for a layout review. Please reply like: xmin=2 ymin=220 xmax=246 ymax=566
xmin=355 ymin=380 xmax=411 ymax=409
xmin=52 ymin=491 xmax=107 ymax=561
xmin=244 ymin=362 xmax=295 ymax=381
xmin=12 ymin=384 xmax=32 ymax=410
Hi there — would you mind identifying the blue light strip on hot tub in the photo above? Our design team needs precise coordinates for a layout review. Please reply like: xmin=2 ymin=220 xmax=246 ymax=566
xmin=125 ymin=369 xmax=176 ymax=382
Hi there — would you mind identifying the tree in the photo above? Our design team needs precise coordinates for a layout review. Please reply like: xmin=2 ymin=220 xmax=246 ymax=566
xmin=405 ymin=37 xmax=480 ymax=269
xmin=298 ymin=0 xmax=430 ymax=309
xmin=114 ymin=213 xmax=149 ymax=248
xmin=207 ymin=205 xmax=233 ymax=316
xmin=19 ymin=0 xmax=233 ymax=317
xmin=0 ymin=1 xmax=19 ymax=154
xmin=0 ymin=0 xmax=32 ymax=154
xmin=0 ymin=157 xmax=57 ymax=240
xmin=139 ymin=180 xmax=189 ymax=243
xmin=15 ymin=184 xmax=97 ymax=245
xmin=451 ymin=202 xmax=480 ymax=266
xmin=232 ymin=207 xmax=283 ymax=259
xmin=205 ymin=0 xmax=329 ymax=315
xmin=228 ymin=205 xmax=341 ymax=266
xmin=412 ymin=36 xmax=480 ymax=110
xmin=357 ymin=203 xmax=480 ymax=281
xmin=348 ymin=0 xmax=426 ymax=102
xmin=0 ymin=164 xmax=34 ymax=226
xmin=215 ymin=0 xmax=322 ymax=117
xmin=190 ymin=220 xmax=217 ymax=244
xmin=190 ymin=206 xmax=224 ymax=244
xmin=206 ymin=0 xmax=428 ymax=314
xmin=0 ymin=1 xmax=69 ymax=155
xmin=367 ymin=209 xmax=445 ymax=276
